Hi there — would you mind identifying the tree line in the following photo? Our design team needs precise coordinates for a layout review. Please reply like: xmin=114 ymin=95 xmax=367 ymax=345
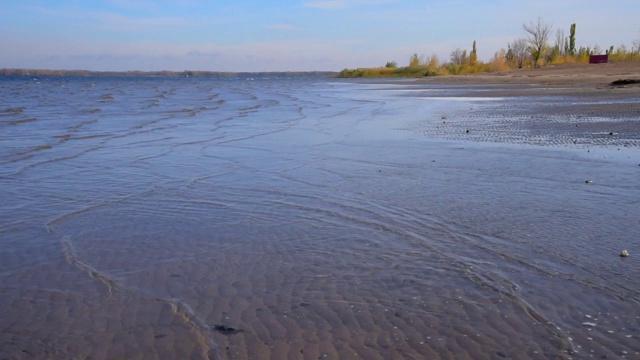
xmin=339 ymin=18 xmax=640 ymax=78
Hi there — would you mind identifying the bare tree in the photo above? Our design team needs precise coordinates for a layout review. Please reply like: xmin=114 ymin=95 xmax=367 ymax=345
xmin=555 ymin=28 xmax=565 ymax=56
xmin=509 ymin=38 xmax=529 ymax=68
xmin=592 ymin=44 xmax=602 ymax=55
xmin=450 ymin=48 xmax=464 ymax=65
xmin=523 ymin=17 xmax=552 ymax=67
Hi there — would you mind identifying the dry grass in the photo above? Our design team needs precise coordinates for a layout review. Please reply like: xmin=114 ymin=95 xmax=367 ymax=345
xmin=338 ymin=53 xmax=640 ymax=78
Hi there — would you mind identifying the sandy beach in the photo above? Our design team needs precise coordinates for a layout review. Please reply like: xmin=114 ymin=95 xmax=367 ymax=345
xmin=386 ymin=62 xmax=640 ymax=149
xmin=419 ymin=61 xmax=640 ymax=88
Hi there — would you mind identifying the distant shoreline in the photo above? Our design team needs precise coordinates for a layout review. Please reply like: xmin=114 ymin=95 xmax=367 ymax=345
xmin=0 ymin=68 xmax=338 ymax=78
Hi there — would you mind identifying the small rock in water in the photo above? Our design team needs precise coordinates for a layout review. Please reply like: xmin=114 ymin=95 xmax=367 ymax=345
xmin=212 ymin=324 xmax=244 ymax=335
xmin=620 ymin=249 xmax=629 ymax=257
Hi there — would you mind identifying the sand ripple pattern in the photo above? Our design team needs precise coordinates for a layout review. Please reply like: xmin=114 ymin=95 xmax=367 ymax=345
xmin=1 ymin=78 xmax=639 ymax=359
xmin=401 ymin=95 xmax=640 ymax=148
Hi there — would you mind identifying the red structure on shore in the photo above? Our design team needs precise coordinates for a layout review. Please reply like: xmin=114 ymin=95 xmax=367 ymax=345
xmin=589 ymin=54 xmax=609 ymax=64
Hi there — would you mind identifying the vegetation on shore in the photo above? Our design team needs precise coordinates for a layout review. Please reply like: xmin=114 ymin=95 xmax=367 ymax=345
xmin=338 ymin=19 xmax=640 ymax=78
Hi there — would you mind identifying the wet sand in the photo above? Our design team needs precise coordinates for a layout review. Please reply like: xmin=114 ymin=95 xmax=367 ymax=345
xmin=393 ymin=62 xmax=640 ymax=149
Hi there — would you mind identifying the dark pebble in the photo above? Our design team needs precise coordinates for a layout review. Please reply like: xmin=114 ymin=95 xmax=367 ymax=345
xmin=212 ymin=324 xmax=244 ymax=335
xmin=496 ymin=351 xmax=507 ymax=358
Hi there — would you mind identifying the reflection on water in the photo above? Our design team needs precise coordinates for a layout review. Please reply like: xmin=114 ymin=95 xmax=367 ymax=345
xmin=1 ymin=76 xmax=639 ymax=359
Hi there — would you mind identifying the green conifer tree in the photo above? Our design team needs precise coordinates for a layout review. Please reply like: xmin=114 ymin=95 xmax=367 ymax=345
xmin=470 ymin=40 xmax=478 ymax=65
xmin=569 ymin=23 xmax=576 ymax=56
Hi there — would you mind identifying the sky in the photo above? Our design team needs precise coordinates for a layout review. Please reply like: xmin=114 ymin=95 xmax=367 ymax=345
xmin=1 ymin=0 xmax=639 ymax=72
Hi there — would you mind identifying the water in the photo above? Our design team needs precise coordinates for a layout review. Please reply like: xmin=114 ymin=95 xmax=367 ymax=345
xmin=1 ymin=76 xmax=639 ymax=359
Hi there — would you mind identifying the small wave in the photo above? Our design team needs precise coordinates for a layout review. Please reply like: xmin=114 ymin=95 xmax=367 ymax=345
xmin=165 ymin=299 xmax=221 ymax=359
xmin=7 ymin=117 xmax=38 ymax=125
xmin=238 ymin=104 xmax=262 ymax=115
xmin=68 ymin=119 xmax=98 ymax=131
xmin=1 ymin=144 xmax=53 ymax=164
xmin=46 ymin=188 xmax=157 ymax=233
xmin=60 ymin=236 xmax=120 ymax=298
xmin=0 ymin=219 xmax=26 ymax=234
xmin=8 ymin=147 xmax=100 ymax=177
xmin=30 ymin=144 xmax=52 ymax=151
xmin=0 ymin=107 xmax=25 ymax=116
xmin=133 ymin=149 xmax=173 ymax=162
xmin=65 ymin=133 xmax=112 ymax=140
xmin=100 ymin=94 xmax=114 ymax=103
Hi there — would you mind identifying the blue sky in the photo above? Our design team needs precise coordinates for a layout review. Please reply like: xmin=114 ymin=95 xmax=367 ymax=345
xmin=1 ymin=0 xmax=639 ymax=71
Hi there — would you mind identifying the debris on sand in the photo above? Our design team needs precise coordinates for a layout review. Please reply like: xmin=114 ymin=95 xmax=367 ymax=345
xmin=610 ymin=79 xmax=640 ymax=86
xmin=212 ymin=324 xmax=244 ymax=335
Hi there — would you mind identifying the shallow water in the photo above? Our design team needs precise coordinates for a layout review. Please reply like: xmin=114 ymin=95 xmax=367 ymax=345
xmin=1 ymin=76 xmax=639 ymax=359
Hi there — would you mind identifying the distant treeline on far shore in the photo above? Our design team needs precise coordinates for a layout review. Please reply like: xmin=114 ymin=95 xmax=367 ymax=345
xmin=0 ymin=68 xmax=338 ymax=78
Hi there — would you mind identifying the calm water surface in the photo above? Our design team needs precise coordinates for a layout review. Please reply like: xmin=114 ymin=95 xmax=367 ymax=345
xmin=1 ymin=76 xmax=639 ymax=359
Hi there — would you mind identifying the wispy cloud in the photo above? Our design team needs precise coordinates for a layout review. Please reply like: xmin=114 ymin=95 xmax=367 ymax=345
xmin=106 ymin=0 xmax=157 ymax=11
xmin=265 ymin=24 xmax=294 ymax=30
xmin=97 ymin=12 xmax=188 ymax=28
xmin=29 ymin=4 xmax=188 ymax=31
xmin=304 ymin=1 xmax=347 ymax=9
xmin=303 ymin=0 xmax=397 ymax=10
